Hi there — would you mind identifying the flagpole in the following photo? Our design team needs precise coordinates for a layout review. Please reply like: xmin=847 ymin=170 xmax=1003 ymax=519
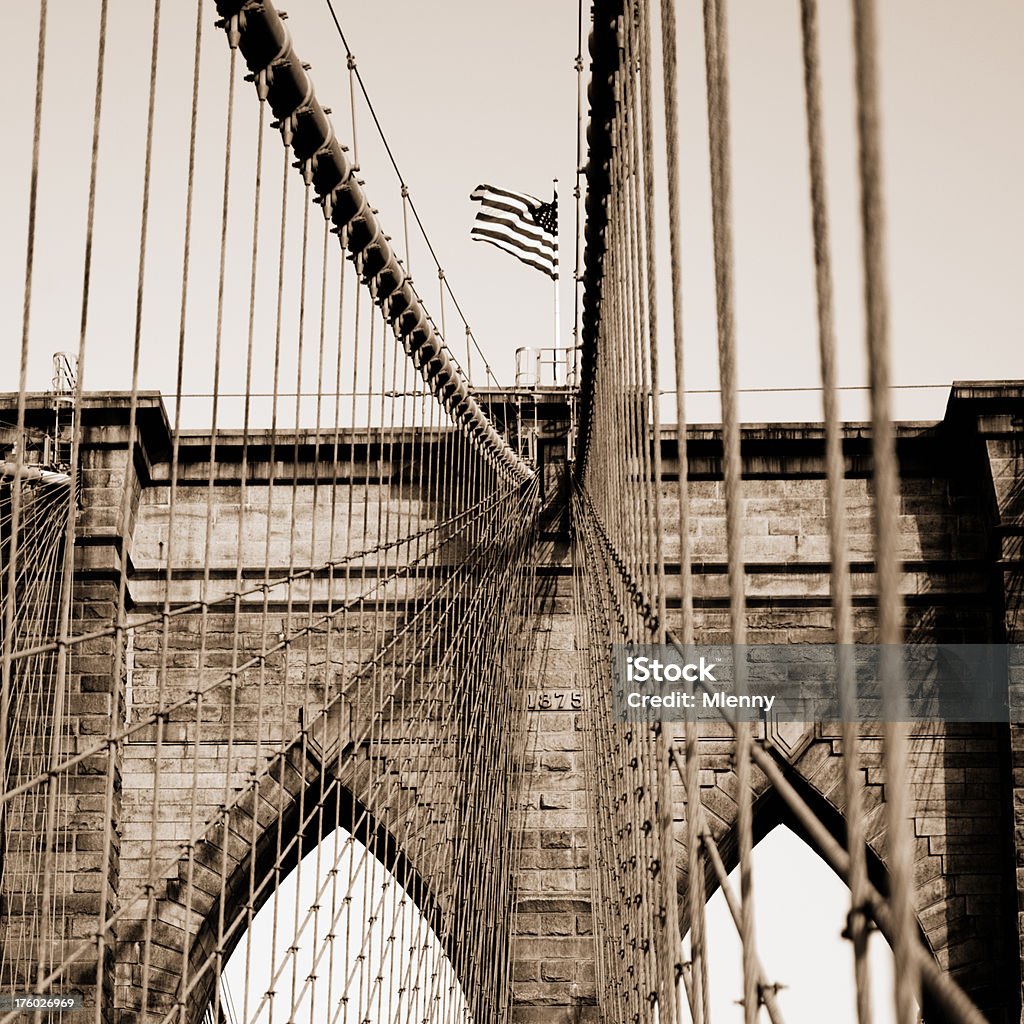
xmin=552 ymin=178 xmax=560 ymax=354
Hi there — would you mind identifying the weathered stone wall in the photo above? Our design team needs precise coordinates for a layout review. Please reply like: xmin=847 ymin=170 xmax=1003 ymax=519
xmin=102 ymin=411 xmax=529 ymax=1022
xmin=512 ymin=546 xmax=597 ymax=1023
xmin=5 ymin=384 xmax=1023 ymax=1023
xmin=652 ymin=394 xmax=1023 ymax=1023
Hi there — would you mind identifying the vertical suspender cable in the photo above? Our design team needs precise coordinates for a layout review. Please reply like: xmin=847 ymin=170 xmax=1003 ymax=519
xmin=850 ymin=2 xmax=918 ymax=1022
xmin=168 ymin=6 xmax=206 ymax=1021
xmin=210 ymin=40 xmax=240 ymax=1001
xmin=798 ymin=3 xmax=873 ymax=1021
xmin=28 ymin=0 xmax=69 ymax=1002
xmin=69 ymin=2 xmax=111 ymax=1015
xmin=636 ymin=1 xmax=682 ymax=1019
xmin=132 ymin=1 xmax=164 ymax=1015
xmin=656 ymin=0 xmax=708 ymax=1016
xmin=700 ymin=1 xmax=760 ymax=1020
xmin=2 ymin=1 xmax=48 ymax=895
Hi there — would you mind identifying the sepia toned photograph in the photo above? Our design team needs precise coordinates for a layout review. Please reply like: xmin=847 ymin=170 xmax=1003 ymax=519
xmin=1 ymin=1 xmax=1021 ymax=1022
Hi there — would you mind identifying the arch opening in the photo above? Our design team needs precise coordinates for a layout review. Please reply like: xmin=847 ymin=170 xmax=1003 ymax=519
xmin=209 ymin=820 xmax=471 ymax=1024
xmin=170 ymin=749 xmax=475 ymax=1024
xmin=681 ymin=823 xmax=908 ymax=1024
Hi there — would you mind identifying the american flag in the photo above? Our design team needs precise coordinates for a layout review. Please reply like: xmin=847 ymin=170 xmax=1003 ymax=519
xmin=470 ymin=184 xmax=558 ymax=280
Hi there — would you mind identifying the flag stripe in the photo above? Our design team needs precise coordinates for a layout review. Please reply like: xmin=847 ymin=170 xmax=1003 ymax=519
xmin=470 ymin=224 xmax=559 ymax=270
xmin=471 ymin=198 xmax=556 ymax=240
xmin=471 ymin=211 xmax=556 ymax=253
xmin=471 ymin=233 xmax=557 ymax=278
xmin=470 ymin=192 xmax=551 ymax=239
xmin=472 ymin=183 xmax=543 ymax=208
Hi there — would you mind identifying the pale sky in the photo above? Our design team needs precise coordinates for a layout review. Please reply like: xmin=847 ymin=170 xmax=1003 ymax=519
xmin=2 ymin=1 xmax=1021 ymax=424
xmin=691 ymin=826 xmax=902 ymax=1024
xmin=222 ymin=825 xmax=468 ymax=1024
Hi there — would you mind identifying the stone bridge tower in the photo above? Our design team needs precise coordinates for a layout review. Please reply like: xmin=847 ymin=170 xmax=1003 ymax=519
xmin=2 ymin=381 xmax=1022 ymax=1022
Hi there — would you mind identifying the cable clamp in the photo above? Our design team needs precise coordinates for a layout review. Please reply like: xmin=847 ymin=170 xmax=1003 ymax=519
xmin=841 ymin=902 xmax=876 ymax=940
xmin=758 ymin=980 xmax=786 ymax=1004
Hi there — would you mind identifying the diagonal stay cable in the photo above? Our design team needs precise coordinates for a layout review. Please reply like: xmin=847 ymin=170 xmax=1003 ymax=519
xmin=320 ymin=0 xmax=499 ymax=388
